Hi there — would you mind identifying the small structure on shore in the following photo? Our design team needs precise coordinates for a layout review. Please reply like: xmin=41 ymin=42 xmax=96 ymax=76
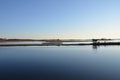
xmin=92 ymin=39 xmax=98 ymax=43
xmin=92 ymin=38 xmax=112 ymax=44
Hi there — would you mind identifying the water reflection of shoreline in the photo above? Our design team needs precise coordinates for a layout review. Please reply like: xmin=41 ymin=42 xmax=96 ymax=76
xmin=92 ymin=45 xmax=120 ymax=50
xmin=1 ymin=41 xmax=120 ymax=50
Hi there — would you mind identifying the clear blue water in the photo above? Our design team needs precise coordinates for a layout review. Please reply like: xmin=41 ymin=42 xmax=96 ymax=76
xmin=0 ymin=46 xmax=120 ymax=80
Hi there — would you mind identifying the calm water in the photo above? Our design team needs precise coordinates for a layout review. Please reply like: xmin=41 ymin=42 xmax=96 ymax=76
xmin=0 ymin=41 xmax=42 ymax=44
xmin=0 ymin=46 xmax=120 ymax=80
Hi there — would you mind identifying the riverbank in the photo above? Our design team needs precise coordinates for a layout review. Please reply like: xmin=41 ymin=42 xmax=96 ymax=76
xmin=0 ymin=42 xmax=120 ymax=46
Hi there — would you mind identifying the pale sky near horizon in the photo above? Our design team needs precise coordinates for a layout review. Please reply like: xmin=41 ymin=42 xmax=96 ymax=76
xmin=0 ymin=0 xmax=120 ymax=39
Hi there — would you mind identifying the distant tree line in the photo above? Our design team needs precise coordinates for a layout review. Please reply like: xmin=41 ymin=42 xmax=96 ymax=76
xmin=0 ymin=38 xmax=4 ymax=40
xmin=0 ymin=38 xmax=7 ymax=41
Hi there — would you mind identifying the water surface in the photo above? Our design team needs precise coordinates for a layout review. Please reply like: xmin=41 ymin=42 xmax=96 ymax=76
xmin=0 ymin=46 xmax=120 ymax=80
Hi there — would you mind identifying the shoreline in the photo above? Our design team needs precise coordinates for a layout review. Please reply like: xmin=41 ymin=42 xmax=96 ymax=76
xmin=0 ymin=42 xmax=120 ymax=46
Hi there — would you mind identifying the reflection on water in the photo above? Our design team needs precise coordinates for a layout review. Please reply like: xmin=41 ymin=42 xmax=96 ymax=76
xmin=92 ymin=45 xmax=120 ymax=50
xmin=0 ymin=41 xmax=42 ymax=44
xmin=0 ymin=46 xmax=120 ymax=80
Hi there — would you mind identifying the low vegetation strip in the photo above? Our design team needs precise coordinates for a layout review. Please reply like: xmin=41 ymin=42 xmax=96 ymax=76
xmin=0 ymin=42 xmax=120 ymax=46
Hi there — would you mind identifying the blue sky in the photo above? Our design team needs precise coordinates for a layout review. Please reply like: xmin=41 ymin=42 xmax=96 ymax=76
xmin=0 ymin=0 xmax=120 ymax=39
